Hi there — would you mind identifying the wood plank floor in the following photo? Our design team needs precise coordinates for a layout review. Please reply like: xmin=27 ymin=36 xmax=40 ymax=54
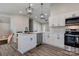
xmin=24 ymin=44 xmax=79 ymax=56
xmin=0 ymin=44 xmax=79 ymax=56
xmin=0 ymin=44 xmax=22 ymax=56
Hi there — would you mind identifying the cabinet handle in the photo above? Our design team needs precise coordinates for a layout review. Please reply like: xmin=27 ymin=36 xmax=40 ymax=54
xmin=57 ymin=37 xmax=59 ymax=39
xmin=57 ymin=35 xmax=60 ymax=39
xmin=48 ymin=35 xmax=49 ymax=38
xmin=30 ymin=38 xmax=33 ymax=40
xmin=76 ymin=37 xmax=79 ymax=43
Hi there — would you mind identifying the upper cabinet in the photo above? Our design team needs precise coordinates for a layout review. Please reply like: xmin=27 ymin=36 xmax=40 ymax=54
xmin=55 ymin=15 xmax=65 ymax=26
xmin=49 ymin=8 xmax=79 ymax=28
xmin=49 ymin=14 xmax=65 ymax=27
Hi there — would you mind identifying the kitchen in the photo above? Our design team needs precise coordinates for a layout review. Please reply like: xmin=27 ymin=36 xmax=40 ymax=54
xmin=0 ymin=3 xmax=79 ymax=56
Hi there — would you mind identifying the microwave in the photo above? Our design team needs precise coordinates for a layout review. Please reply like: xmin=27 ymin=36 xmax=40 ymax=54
xmin=65 ymin=17 xmax=79 ymax=25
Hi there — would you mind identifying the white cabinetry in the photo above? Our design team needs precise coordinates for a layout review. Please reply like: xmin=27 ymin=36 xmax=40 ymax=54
xmin=18 ymin=33 xmax=37 ymax=54
xmin=53 ymin=29 xmax=65 ymax=49
xmin=43 ymin=32 xmax=50 ymax=44
xmin=49 ymin=15 xmax=65 ymax=27
xmin=43 ymin=29 xmax=65 ymax=49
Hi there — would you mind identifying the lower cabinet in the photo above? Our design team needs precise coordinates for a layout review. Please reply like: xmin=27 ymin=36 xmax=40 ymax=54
xmin=54 ymin=33 xmax=64 ymax=49
xmin=18 ymin=34 xmax=37 ymax=54
xmin=43 ymin=32 xmax=49 ymax=44
xmin=53 ymin=29 xmax=65 ymax=49
xmin=43 ymin=29 xmax=65 ymax=49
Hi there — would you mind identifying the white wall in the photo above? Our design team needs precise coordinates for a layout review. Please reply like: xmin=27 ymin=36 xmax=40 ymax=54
xmin=0 ymin=16 xmax=10 ymax=37
xmin=33 ymin=20 xmax=42 ymax=32
xmin=51 ymin=3 xmax=79 ymax=16
xmin=10 ymin=15 xmax=29 ymax=42
xmin=33 ymin=20 xmax=49 ymax=32
xmin=0 ymin=23 xmax=10 ymax=35
xmin=10 ymin=15 xmax=29 ymax=33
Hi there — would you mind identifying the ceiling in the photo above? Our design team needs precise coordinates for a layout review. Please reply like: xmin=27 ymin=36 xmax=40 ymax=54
xmin=0 ymin=3 xmax=51 ymax=23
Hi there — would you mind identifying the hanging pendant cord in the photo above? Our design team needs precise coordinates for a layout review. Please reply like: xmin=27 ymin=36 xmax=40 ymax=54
xmin=41 ymin=3 xmax=43 ymax=14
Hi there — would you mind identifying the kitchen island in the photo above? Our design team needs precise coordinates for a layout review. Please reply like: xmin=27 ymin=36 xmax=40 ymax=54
xmin=15 ymin=33 xmax=37 ymax=54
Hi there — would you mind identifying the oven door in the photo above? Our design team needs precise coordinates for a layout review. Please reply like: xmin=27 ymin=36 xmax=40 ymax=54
xmin=75 ymin=37 xmax=79 ymax=48
xmin=65 ymin=35 xmax=76 ymax=47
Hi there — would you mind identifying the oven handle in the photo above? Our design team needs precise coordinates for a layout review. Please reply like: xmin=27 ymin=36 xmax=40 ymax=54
xmin=76 ymin=37 xmax=79 ymax=43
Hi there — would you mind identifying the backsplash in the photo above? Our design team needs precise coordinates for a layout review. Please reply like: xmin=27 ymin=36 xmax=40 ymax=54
xmin=66 ymin=26 xmax=79 ymax=29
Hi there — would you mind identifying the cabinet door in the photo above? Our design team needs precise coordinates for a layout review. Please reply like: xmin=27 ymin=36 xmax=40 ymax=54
xmin=59 ymin=32 xmax=64 ymax=48
xmin=54 ymin=29 xmax=65 ymax=49
xmin=53 ymin=17 xmax=58 ymax=26
xmin=54 ymin=15 xmax=65 ymax=26
xmin=29 ymin=34 xmax=37 ymax=48
xmin=43 ymin=32 xmax=56 ymax=46
xmin=18 ymin=35 xmax=36 ymax=54
xmin=43 ymin=32 xmax=49 ymax=43
xmin=58 ymin=15 xmax=65 ymax=26
xmin=49 ymin=16 xmax=53 ymax=27
xmin=18 ymin=36 xmax=31 ymax=53
xmin=49 ymin=16 xmax=58 ymax=27
xmin=55 ymin=33 xmax=64 ymax=49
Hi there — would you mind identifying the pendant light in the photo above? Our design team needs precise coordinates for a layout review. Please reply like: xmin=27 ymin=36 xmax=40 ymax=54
xmin=40 ymin=3 xmax=45 ymax=19
xmin=26 ymin=3 xmax=33 ymax=16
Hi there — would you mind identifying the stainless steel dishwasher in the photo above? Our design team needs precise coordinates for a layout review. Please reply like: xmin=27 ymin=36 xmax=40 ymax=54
xmin=37 ymin=33 xmax=43 ymax=46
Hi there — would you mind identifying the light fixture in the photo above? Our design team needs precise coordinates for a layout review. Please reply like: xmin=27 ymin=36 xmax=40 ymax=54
xmin=40 ymin=13 xmax=45 ymax=18
xmin=26 ymin=3 xmax=33 ymax=16
xmin=40 ymin=3 xmax=46 ymax=19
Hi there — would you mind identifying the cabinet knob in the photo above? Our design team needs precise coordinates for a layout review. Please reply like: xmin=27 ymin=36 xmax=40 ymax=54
xmin=48 ymin=35 xmax=49 ymax=38
xmin=57 ymin=35 xmax=60 ymax=39
xmin=30 ymin=38 xmax=33 ymax=40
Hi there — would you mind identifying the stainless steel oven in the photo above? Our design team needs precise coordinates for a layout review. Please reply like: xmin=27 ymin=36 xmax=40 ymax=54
xmin=64 ymin=31 xmax=79 ymax=48
xmin=65 ymin=34 xmax=76 ymax=47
